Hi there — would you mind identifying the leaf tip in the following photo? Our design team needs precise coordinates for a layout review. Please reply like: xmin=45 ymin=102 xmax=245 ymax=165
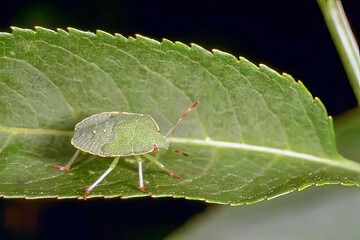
xmin=34 ymin=26 xmax=52 ymax=32
xmin=114 ymin=32 xmax=127 ymax=42
xmin=314 ymin=97 xmax=323 ymax=105
xmin=10 ymin=26 xmax=23 ymax=33
xmin=162 ymin=38 xmax=175 ymax=46
xmin=96 ymin=29 xmax=113 ymax=37
xmin=259 ymin=63 xmax=284 ymax=78
xmin=190 ymin=43 xmax=213 ymax=57
xmin=56 ymin=28 xmax=69 ymax=36
xmin=174 ymin=41 xmax=191 ymax=50
xmin=297 ymin=79 xmax=313 ymax=97
xmin=238 ymin=56 xmax=256 ymax=66
xmin=212 ymin=48 xmax=239 ymax=63
xmin=67 ymin=27 xmax=95 ymax=37
xmin=135 ymin=34 xmax=161 ymax=45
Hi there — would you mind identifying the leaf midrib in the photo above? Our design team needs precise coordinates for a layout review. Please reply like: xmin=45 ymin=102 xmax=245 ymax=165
xmin=1 ymin=126 xmax=359 ymax=173
xmin=0 ymin=126 xmax=73 ymax=136
xmin=169 ymin=137 xmax=360 ymax=173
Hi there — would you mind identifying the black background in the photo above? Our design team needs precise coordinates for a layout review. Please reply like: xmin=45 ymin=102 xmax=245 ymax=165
xmin=0 ymin=0 xmax=359 ymax=239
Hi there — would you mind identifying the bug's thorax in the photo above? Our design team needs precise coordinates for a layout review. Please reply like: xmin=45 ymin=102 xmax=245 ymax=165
xmin=152 ymin=132 xmax=169 ymax=150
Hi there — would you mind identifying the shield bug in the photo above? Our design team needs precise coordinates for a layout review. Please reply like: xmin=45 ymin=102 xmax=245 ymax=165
xmin=51 ymin=100 xmax=199 ymax=198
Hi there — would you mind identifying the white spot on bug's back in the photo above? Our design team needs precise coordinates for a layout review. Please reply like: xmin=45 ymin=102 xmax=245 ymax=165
xmin=93 ymin=130 xmax=96 ymax=134
xmin=103 ymin=129 xmax=107 ymax=133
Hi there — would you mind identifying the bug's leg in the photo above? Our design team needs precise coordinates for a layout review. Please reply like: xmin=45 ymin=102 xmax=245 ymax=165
xmin=51 ymin=149 xmax=81 ymax=171
xmin=134 ymin=156 xmax=148 ymax=193
xmin=84 ymin=157 xmax=120 ymax=199
xmin=143 ymin=154 xmax=181 ymax=179
xmin=168 ymin=148 xmax=189 ymax=156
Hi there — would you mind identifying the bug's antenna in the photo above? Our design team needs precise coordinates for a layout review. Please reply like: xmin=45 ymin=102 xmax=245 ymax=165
xmin=165 ymin=100 xmax=199 ymax=137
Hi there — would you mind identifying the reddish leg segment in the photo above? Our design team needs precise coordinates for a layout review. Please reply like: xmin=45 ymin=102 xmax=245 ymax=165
xmin=51 ymin=149 xmax=81 ymax=171
xmin=143 ymin=154 xmax=181 ymax=179
xmin=168 ymin=148 xmax=189 ymax=157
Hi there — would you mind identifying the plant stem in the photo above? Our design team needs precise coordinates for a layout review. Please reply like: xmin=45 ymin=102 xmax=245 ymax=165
xmin=317 ymin=0 xmax=360 ymax=103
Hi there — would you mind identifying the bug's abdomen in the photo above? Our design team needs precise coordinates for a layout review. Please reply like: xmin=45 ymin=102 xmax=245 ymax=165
xmin=71 ymin=113 xmax=119 ymax=156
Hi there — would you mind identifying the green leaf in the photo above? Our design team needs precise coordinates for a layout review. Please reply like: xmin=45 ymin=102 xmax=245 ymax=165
xmin=0 ymin=26 xmax=359 ymax=204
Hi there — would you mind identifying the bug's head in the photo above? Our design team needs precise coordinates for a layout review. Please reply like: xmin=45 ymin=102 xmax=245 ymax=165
xmin=152 ymin=133 xmax=169 ymax=151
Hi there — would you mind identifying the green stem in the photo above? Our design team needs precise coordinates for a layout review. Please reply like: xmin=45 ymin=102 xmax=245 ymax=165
xmin=317 ymin=0 xmax=360 ymax=103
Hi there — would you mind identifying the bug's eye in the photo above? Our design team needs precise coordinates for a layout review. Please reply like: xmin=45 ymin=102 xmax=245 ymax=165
xmin=153 ymin=144 xmax=158 ymax=151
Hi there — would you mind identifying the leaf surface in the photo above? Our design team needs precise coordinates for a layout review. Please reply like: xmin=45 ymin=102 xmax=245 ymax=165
xmin=0 ymin=27 xmax=359 ymax=204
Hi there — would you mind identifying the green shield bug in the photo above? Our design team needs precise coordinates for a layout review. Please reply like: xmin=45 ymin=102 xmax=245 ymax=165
xmin=51 ymin=100 xmax=199 ymax=198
